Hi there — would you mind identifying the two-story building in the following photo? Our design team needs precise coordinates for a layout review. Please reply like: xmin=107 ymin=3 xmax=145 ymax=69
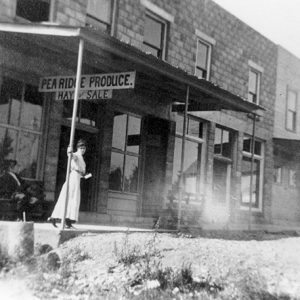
xmin=0 ymin=0 xmax=281 ymax=229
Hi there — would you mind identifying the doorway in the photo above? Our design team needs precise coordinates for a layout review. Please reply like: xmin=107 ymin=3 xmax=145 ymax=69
xmin=55 ymin=126 xmax=97 ymax=212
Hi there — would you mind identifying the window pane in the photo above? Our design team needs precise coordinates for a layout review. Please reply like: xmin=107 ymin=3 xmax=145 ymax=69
xmin=249 ymin=70 xmax=257 ymax=94
xmin=241 ymin=157 xmax=260 ymax=207
xmin=0 ymin=128 xmax=18 ymax=169
xmin=80 ymin=101 xmax=97 ymax=127
xmin=17 ymin=131 xmax=39 ymax=179
xmin=183 ymin=140 xmax=201 ymax=194
xmin=172 ymin=137 xmax=182 ymax=188
xmin=124 ymin=155 xmax=139 ymax=193
xmin=287 ymin=111 xmax=295 ymax=131
xmin=214 ymin=127 xmax=222 ymax=154
xmin=127 ymin=116 xmax=141 ymax=153
xmin=87 ymin=0 xmax=111 ymax=24
xmin=112 ymin=113 xmax=127 ymax=151
xmin=0 ymin=78 xmax=22 ymax=126
xmin=175 ymin=114 xmax=184 ymax=134
xmin=187 ymin=118 xmax=201 ymax=138
xmin=144 ymin=15 xmax=163 ymax=49
xmin=109 ymin=152 xmax=124 ymax=191
xmin=20 ymin=84 xmax=43 ymax=131
xmin=141 ymin=43 xmax=159 ymax=57
xmin=16 ymin=0 xmax=50 ymax=22
xmin=289 ymin=170 xmax=296 ymax=187
xmin=287 ymin=91 xmax=297 ymax=111
xmin=196 ymin=41 xmax=209 ymax=70
xmin=243 ymin=136 xmax=251 ymax=152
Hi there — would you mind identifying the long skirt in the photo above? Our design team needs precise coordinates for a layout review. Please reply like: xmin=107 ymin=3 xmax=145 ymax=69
xmin=51 ymin=171 xmax=81 ymax=221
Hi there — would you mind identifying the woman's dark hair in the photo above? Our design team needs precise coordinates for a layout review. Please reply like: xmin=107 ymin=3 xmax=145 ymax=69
xmin=76 ymin=139 xmax=87 ymax=149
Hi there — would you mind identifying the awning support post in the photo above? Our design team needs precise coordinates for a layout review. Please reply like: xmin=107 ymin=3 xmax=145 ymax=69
xmin=177 ymin=85 xmax=189 ymax=230
xmin=60 ymin=38 xmax=84 ymax=230
xmin=248 ymin=113 xmax=256 ymax=231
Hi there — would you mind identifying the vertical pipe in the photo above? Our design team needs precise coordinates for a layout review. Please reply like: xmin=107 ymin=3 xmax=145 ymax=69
xmin=60 ymin=38 xmax=84 ymax=230
xmin=248 ymin=113 xmax=256 ymax=231
xmin=177 ymin=85 xmax=189 ymax=230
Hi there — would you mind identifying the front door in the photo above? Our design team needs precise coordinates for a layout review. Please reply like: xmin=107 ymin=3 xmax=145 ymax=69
xmin=55 ymin=126 xmax=97 ymax=212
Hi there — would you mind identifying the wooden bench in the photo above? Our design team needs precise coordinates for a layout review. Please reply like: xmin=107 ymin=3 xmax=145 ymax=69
xmin=0 ymin=180 xmax=53 ymax=221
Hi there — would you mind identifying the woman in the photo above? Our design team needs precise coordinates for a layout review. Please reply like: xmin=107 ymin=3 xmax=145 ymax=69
xmin=49 ymin=139 xmax=87 ymax=228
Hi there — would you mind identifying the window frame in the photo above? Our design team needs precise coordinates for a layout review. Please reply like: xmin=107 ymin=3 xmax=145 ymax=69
xmin=142 ymin=10 xmax=168 ymax=60
xmin=171 ymin=114 xmax=206 ymax=205
xmin=86 ymin=0 xmax=114 ymax=34
xmin=240 ymin=135 xmax=264 ymax=212
xmin=15 ymin=0 xmax=55 ymax=23
xmin=0 ymin=77 xmax=47 ymax=180
xmin=247 ymin=60 xmax=263 ymax=105
xmin=285 ymin=88 xmax=298 ymax=132
xmin=109 ymin=112 xmax=142 ymax=194
xmin=288 ymin=169 xmax=297 ymax=187
xmin=195 ymin=38 xmax=212 ymax=80
xmin=213 ymin=126 xmax=234 ymax=161
xmin=274 ymin=167 xmax=282 ymax=184
xmin=194 ymin=30 xmax=215 ymax=80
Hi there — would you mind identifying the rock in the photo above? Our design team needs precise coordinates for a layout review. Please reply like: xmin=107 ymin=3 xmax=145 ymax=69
xmin=7 ymin=222 xmax=34 ymax=261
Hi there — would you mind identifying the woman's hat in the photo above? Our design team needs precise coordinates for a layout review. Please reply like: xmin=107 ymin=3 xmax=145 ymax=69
xmin=76 ymin=139 xmax=87 ymax=148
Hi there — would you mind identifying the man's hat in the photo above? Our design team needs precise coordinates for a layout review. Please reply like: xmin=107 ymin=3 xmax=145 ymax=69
xmin=4 ymin=159 xmax=17 ymax=167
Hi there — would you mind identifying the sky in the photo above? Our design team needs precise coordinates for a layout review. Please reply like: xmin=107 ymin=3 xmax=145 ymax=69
xmin=213 ymin=0 xmax=300 ymax=58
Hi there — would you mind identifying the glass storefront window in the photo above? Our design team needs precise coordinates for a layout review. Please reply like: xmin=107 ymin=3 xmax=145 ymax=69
xmin=109 ymin=113 xmax=141 ymax=193
xmin=0 ymin=77 xmax=44 ymax=179
xmin=241 ymin=138 xmax=264 ymax=210
xmin=171 ymin=116 xmax=204 ymax=203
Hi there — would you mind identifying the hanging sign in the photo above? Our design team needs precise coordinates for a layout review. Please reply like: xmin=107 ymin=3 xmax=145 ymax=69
xmin=55 ymin=89 xmax=112 ymax=101
xmin=39 ymin=71 xmax=136 ymax=92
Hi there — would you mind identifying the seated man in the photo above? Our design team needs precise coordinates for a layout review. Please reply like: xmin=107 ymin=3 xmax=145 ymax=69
xmin=0 ymin=159 xmax=23 ymax=198
xmin=0 ymin=160 xmax=43 ymax=220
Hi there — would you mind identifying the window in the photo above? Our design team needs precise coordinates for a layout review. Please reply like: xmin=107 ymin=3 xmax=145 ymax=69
xmin=0 ymin=77 xmax=45 ymax=179
xmin=274 ymin=167 xmax=282 ymax=184
xmin=16 ymin=0 xmax=51 ymax=22
xmin=171 ymin=114 xmax=205 ymax=204
xmin=241 ymin=135 xmax=264 ymax=210
xmin=86 ymin=0 xmax=113 ymax=32
xmin=195 ymin=40 xmax=211 ymax=79
xmin=286 ymin=90 xmax=297 ymax=132
xmin=142 ymin=12 xmax=167 ymax=59
xmin=247 ymin=61 xmax=263 ymax=104
xmin=109 ymin=113 xmax=141 ymax=193
xmin=194 ymin=30 xmax=215 ymax=80
xmin=289 ymin=169 xmax=296 ymax=187
xmin=248 ymin=69 xmax=261 ymax=103
xmin=214 ymin=127 xmax=232 ymax=158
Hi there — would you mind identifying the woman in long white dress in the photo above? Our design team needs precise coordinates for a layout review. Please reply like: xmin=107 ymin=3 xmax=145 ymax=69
xmin=49 ymin=139 xmax=87 ymax=228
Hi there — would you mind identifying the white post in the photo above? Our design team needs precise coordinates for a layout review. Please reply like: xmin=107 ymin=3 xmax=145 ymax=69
xmin=248 ymin=113 xmax=256 ymax=231
xmin=177 ymin=85 xmax=189 ymax=230
xmin=60 ymin=38 xmax=84 ymax=230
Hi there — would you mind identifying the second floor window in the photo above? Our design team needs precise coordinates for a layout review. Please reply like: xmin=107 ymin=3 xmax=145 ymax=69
xmin=86 ymin=0 xmax=113 ymax=33
xmin=286 ymin=90 xmax=297 ymax=132
xmin=195 ymin=39 xmax=211 ymax=79
xmin=142 ymin=12 xmax=167 ymax=59
xmin=248 ymin=69 xmax=261 ymax=104
xmin=16 ymin=0 xmax=51 ymax=22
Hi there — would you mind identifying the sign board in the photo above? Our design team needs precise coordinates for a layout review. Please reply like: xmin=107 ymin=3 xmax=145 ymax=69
xmin=39 ymin=71 xmax=136 ymax=92
xmin=55 ymin=89 xmax=112 ymax=101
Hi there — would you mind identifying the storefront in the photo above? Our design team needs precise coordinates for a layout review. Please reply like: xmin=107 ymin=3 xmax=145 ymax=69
xmin=0 ymin=23 xmax=264 ymax=227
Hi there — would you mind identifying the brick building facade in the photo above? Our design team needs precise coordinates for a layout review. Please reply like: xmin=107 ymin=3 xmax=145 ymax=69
xmin=0 ymin=0 xmax=292 ymax=229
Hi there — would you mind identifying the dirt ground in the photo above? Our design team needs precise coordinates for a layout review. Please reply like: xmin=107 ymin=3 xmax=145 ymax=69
xmin=1 ymin=231 xmax=300 ymax=299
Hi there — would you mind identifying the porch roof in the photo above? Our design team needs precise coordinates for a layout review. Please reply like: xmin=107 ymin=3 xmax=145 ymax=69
xmin=0 ymin=22 xmax=264 ymax=115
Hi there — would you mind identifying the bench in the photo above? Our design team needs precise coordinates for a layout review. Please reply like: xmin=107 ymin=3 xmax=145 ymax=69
xmin=0 ymin=180 xmax=53 ymax=221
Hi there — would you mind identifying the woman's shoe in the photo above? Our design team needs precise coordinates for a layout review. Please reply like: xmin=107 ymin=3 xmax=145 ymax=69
xmin=48 ymin=217 xmax=57 ymax=228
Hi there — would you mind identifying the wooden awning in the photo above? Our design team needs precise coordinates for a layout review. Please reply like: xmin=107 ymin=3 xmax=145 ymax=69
xmin=0 ymin=22 xmax=264 ymax=115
